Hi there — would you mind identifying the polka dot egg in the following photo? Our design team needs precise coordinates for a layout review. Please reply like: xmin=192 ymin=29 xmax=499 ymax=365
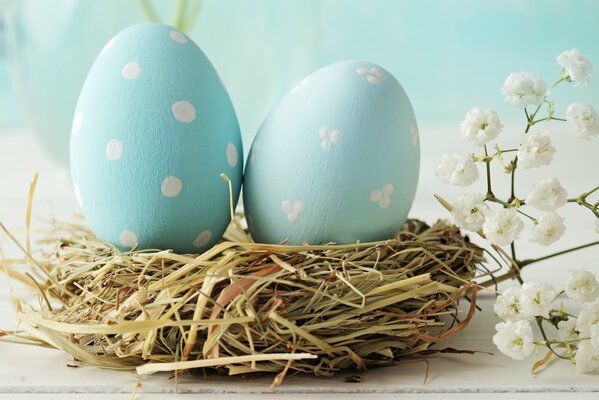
xmin=70 ymin=23 xmax=243 ymax=253
xmin=243 ymin=60 xmax=419 ymax=245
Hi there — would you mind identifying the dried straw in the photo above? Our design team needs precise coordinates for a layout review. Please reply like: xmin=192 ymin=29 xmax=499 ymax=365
xmin=0 ymin=175 xmax=495 ymax=384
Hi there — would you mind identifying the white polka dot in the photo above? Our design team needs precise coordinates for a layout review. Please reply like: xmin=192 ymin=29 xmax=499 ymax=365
xmin=281 ymin=201 xmax=293 ymax=213
xmin=293 ymin=201 xmax=305 ymax=213
xmin=226 ymin=143 xmax=238 ymax=167
xmin=100 ymin=37 xmax=115 ymax=55
xmin=321 ymin=140 xmax=332 ymax=151
xmin=370 ymin=67 xmax=383 ymax=77
xmin=106 ymin=139 xmax=123 ymax=160
xmin=379 ymin=197 xmax=391 ymax=209
xmin=119 ymin=230 xmax=138 ymax=249
xmin=356 ymin=67 xmax=368 ymax=76
xmin=193 ymin=230 xmax=213 ymax=248
xmin=121 ymin=62 xmax=141 ymax=80
xmin=410 ymin=123 xmax=419 ymax=147
xmin=172 ymin=101 xmax=196 ymax=123
xmin=73 ymin=184 xmax=83 ymax=208
xmin=169 ymin=30 xmax=188 ymax=44
xmin=250 ymin=141 xmax=261 ymax=164
xmin=366 ymin=75 xmax=381 ymax=85
xmin=330 ymin=130 xmax=342 ymax=144
xmin=382 ymin=184 xmax=394 ymax=197
xmin=370 ymin=191 xmax=383 ymax=202
xmin=288 ymin=213 xmax=299 ymax=224
xmin=161 ymin=176 xmax=182 ymax=198
xmin=319 ymin=127 xmax=329 ymax=139
xmin=72 ymin=111 xmax=82 ymax=135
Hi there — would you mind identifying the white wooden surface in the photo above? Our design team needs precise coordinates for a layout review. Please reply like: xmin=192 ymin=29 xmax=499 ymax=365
xmin=1 ymin=129 xmax=598 ymax=398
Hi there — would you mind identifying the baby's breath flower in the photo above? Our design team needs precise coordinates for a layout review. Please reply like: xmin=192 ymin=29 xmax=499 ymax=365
xmin=557 ymin=317 xmax=579 ymax=341
xmin=575 ymin=341 xmax=599 ymax=373
xmin=517 ymin=131 xmax=556 ymax=169
xmin=529 ymin=212 xmax=566 ymax=246
xmin=451 ymin=192 xmax=488 ymax=232
xmin=483 ymin=208 xmax=524 ymax=246
xmin=566 ymin=103 xmax=599 ymax=140
xmin=493 ymin=320 xmax=535 ymax=360
xmin=525 ymin=177 xmax=568 ymax=211
xmin=502 ymin=72 xmax=549 ymax=108
xmin=557 ymin=49 xmax=593 ymax=87
xmin=460 ymin=107 xmax=504 ymax=146
xmin=520 ymin=282 xmax=556 ymax=318
xmin=436 ymin=153 xmax=479 ymax=186
xmin=576 ymin=303 xmax=599 ymax=338
xmin=566 ymin=269 xmax=599 ymax=304
xmin=494 ymin=287 xmax=525 ymax=322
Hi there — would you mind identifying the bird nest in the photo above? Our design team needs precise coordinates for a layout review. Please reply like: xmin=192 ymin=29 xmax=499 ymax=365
xmin=1 ymin=211 xmax=492 ymax=386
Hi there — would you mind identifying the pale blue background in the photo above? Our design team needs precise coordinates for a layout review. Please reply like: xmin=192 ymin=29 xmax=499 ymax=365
xmin=1 ymin=0 xmax=598 ymax=155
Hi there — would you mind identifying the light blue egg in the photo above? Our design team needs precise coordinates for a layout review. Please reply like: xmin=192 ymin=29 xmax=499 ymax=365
xmin=243 ymin=60 xmax=419 ymax=245
xmin=70 ymin=23 xmax=243 ymax=253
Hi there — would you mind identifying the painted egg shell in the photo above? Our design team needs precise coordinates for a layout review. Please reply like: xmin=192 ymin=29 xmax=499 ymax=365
xmin=70 ymin=23 xmax=243 ymax=253
xmin=243 ymin=60 xmax=419 ymax=245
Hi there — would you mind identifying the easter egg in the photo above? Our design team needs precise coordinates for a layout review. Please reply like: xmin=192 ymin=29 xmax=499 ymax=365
xmin=70 ymin=23 xmax=243 ymax=253
xmin=243 ymin=60 xmax=419 ymax=245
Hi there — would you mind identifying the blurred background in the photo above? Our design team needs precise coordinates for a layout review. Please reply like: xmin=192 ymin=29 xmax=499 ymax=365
xmin=1 ymin=0 xmax=599 ymax=160
xmin=0 ymin=0 xmax=597 ymax=284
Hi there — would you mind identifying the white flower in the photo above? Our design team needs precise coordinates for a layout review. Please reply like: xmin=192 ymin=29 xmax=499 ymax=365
xmin=494 ymin=286 xmax=525 ymax=322
xmin=436 ymin=153 xmax=479 ymax=186
xmin=575 ymin=341 xmax=599 ymax=373
xmin=592 ymin=324 xmax=599 ymax=350
xmin=525 ymin=177 xmax=568 ymax=211
xmin=460 ymin=107 xmax=504 ymax=146
xmin=529 ymin=212 xmax=566 ymax=246
xmin=576 ymin=302 xmax=599 ymax=338
xmin=493 ymin=320 xmax=535 ymax=360
xmin=451 ymin=193 xmax=489 ymax=232
xmin=482 ymin=208 xmax=524 ymax=246
xmin=566 ymin=103 xmax=599 ymax=140
xmin=520 ymin=282 xmax=556 ymax=318
xmin=502 ymin=72 xmax=549 ymax=108
xmin=517 ymin=131 xmax=556 ymax=169
xmin=557 ymin=317 xmax=579 ymax=341
xmin=566 ymin=269 xmax=599 ymax=304
xmin=557 ymin=49 xmax=593 ymax=87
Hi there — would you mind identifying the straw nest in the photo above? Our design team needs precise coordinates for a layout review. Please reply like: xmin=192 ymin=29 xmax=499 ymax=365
xmin=1 ymin=213 xmax=491 ymax=383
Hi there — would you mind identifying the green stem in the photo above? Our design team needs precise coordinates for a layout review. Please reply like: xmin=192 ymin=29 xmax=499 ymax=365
xmin=520 ymin=240 xmax=599 ymax=267
xmin=138 ymin=0 xmax=160 ymax=22
xmin=171 ymin=0 xmax=188 ymax=29
xmin=535 ymin=316 xmax=570 ymax=360
xmin=484 ymin=145 xmax=493 ymax=197
xmin=181 ymin=0 xmax=202 ymax=33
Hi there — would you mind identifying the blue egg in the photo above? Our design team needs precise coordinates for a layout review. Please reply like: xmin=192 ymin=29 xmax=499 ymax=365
xmin=70 ymin=23 xmax=243 ymax=253
xmin=243 ymin=60 xmax=419 ymax=245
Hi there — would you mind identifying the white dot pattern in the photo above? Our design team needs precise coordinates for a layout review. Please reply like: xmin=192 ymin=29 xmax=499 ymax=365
xmin=161 ymin=176 xmax=183 ymax=198
xmin=250 ymin=141 xmax=262 ymax=164
xmin=410 ymin=123 xmax=419 ymax=147
xmin=169 ymin=30 xmax=188 ymax=44
xmin=119 ymin=230 xmax=138 ymax=248
xmin=106 ymin=139 xmax=123 ymax=160
xmin=193 ymin=230 xmax=213 ymax=248
xmin=282 ymin=200 xmax=305 ymax=224
xmin=356 ymin=66 xmax=383 ymax=85
xmin=122 ymin=62 xmax=141 ymax=80
xmin=319 ymin=127 xmax=343 ymax=151
xmin=172 ymin=101 xmax=196 ymax=123
xmin=226 ymin=143 xmax=238 ymax=167
xmin=370 ymin=184 xmax=394 ymax=209
xmin=72 ymin=111 xmax=82 ymax=135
